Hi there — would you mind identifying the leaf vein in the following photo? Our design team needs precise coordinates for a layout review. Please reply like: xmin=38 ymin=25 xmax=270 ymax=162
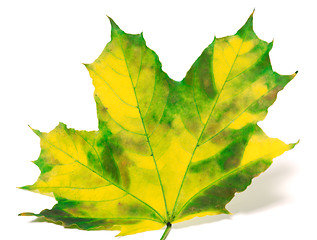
xmin=38 ymin=134 xmax=165 ymax=223
xmin=117 ymin=38 xmax=169 ymax=220
xmin=171 ymin=30 xmax=249 ymax=219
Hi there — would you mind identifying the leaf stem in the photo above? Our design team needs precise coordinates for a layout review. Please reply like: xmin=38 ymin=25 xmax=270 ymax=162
xmin=160 ymin=223 xmax=172 ymax=240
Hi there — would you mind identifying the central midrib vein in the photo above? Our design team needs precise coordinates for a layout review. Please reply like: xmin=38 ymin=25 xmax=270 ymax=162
xmin=118 ymin=36 xmax=169 ymax=222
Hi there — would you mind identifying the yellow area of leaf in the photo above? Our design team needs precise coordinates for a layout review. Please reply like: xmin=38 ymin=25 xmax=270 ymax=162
xmin=241 ymin=133 xmax=293 ymax=166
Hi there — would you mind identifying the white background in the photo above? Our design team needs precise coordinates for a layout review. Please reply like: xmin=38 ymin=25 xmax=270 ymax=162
xmin=0 ymin=0 xmax=316 ymax=239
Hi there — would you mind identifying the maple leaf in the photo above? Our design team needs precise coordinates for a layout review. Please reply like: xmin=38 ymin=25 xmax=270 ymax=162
xmin=20 ymin=13 xmax=297 ymax=239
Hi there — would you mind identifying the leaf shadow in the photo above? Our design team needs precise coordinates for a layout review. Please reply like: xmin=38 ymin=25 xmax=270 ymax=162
xmin=173 ymin=159 xmax=295 ymax=229
xmin=31 ymin=217 xmax=45 ymax=223
xmin=173 ymin=214 xmax=231 ymax=229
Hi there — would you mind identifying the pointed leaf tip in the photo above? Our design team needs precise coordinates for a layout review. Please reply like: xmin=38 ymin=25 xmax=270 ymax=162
xmin=83 ymin=63 xmax=91 ymax=70
xmin=19 ymin=212 xmax=36 ymax=217
xmin=268 ymin=41 xmax=274 ymax=51
xmin=246 ymin=9 xmax=255 ymax=26
xmin=107 ymin=15 xmax=116 ymax=27
xmin=19 ymin=185 xmax=31 ymax=191
xmin=291 ymin=71 xmax=298 ymax=78
xmin=237 ymin=11 xmax=254 ymax=36
xmin=107 ymin=16 xmax=123 ymax=37
xmin=28 ymin=125 xmax=41 ymax=136
xmin=251 ymin=8 xmax=255 ymax=16
xmin=290 ymin=140 xmax=300 ymax=149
